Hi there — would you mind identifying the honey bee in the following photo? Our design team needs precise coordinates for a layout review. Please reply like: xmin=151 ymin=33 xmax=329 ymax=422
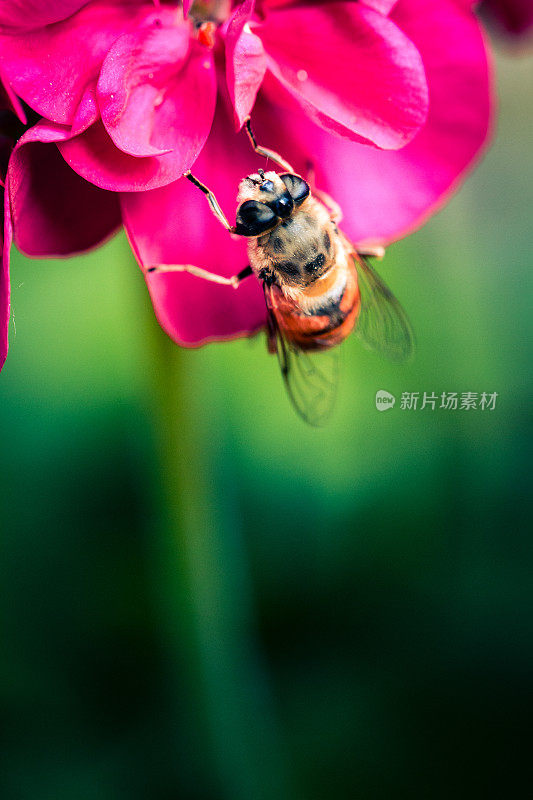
xmin=148 ymin=120 xmax=413 ymax=425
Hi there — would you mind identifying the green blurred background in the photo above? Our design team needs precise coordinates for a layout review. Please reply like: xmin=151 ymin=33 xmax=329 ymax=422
xmin=1 ymin=50 xmax=532 ymax=800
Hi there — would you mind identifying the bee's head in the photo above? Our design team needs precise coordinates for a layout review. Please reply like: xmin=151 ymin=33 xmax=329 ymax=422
xmin=235 ymin=170 xmax=310 ymax=237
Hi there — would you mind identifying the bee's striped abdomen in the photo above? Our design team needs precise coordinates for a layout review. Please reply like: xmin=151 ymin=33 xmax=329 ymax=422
xmin=267 ymin=261 xmax=360 ymax=351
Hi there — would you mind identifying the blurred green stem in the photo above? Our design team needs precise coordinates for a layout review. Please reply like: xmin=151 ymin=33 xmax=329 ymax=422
xmin=148 ymin=322 xmax=293 ymax=800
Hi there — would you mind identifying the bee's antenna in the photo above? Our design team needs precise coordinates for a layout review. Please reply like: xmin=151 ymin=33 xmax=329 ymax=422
xmin=258 ymin=168 xmax=265 ymax=180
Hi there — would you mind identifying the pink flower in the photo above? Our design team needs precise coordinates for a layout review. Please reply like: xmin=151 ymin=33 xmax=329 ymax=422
xmin=480 ymin=0 xmax=533 ymax=38
xmin=8 ymin=121 xmax=122 ymax=256
xmin=226 ymin=0 xmax=429 ymax=149
xmin=123 ymin=0 xmax=492 ymax=346
xmin=0 ymin=0 xmax=492 ymax=363
xmin=0 ymin=0 xmax=431 ymax=190
xmin=0 ymin=1 xmax=219 ymax=191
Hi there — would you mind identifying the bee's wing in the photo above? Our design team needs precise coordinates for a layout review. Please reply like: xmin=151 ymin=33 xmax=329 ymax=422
xmin=266 ymin=299 xmax=340 ymax=427
xmin=349 ymin=247 xmax=415 ymax=363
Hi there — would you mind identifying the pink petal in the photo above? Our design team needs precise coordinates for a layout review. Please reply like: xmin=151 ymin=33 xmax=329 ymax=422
xmin=0 ymin=64 xmax=26 ymax=123
xmin=8 ymin=120 xmax=121 ymax=256
xmin=0 ymin=0 xmax=90 ymax=32
xmin=98 ymin=21 xmax=216 ymax=160
xmin=226 ymin=0 xmax=267 ymax=128
xmin=255 ymin=1 xmax=429 ymax=149
xmin=182 ymin=0 xmax=193 ymax=17
xmin=257 ymin=0 xmax=491 ymax=244
xmin=1 ymin=183 xmax=12 ymax=371
xmin=0 ymin=0 xmax=151 ymax=125
xmin=121 ymin=98 xmax=267 ymax=346
xmin=71 ymin=84 xmax=100 ymax=136
xmin=258 ymin=0 xmax=398 ymax=11
xmin=58 ymin=111 xmax=209 ymax=193
xmin=361 ymin=1 xmax=399 ymax=12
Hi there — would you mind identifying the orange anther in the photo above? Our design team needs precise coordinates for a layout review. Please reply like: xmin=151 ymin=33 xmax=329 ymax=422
xmin=198 ymin=21 xmax=216 ymax=48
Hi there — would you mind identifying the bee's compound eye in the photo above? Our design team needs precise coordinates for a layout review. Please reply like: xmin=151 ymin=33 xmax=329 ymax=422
xmin=235 ymin=200 xmax=277 ymax=237
xmin=280 ymin=174 xmax=310 ymax=205
xmin=268 ymin=192 xmax=293 ymax=219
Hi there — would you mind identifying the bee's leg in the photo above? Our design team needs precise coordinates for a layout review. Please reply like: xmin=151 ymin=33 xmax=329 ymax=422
xmin=356 ymin=245 xmax=386 ymax=260
xmin=185 ymin=171 xmax=236 ymax=233
xmin=146 ymin=264 xmax=253 ymax=288
xmin=266 ymin=312 xmax=279 ymax=354
xmin=245 ymin=117 xmax=294 ymax=173
xmin=305 ymin=161 xmax=343 ymax=223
